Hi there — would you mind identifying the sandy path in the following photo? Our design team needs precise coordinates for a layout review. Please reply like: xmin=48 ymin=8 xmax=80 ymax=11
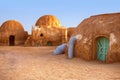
xmin=0 ymin=46 xmax=120 ymax=80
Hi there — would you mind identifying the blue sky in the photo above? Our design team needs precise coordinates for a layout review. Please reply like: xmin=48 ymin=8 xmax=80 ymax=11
xmin=0 ymin=0 xmax=120 ymax=33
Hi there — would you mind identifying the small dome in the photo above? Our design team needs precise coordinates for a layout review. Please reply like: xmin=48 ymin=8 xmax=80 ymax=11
xmin=0 ymin=20 xmax=24 ymax=31
xmin=35 ymin=15 xmax=61 ymax=28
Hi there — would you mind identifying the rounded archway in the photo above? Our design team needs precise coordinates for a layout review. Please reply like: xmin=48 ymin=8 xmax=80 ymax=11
xmin=96 ymin=37 xmax=109 ymax=61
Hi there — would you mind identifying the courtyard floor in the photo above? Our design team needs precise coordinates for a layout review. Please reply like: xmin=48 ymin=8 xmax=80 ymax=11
xmin=0 ymin=46 xmax=120 ymax=80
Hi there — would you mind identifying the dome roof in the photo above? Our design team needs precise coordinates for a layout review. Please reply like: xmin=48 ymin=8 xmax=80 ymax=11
xmin=74 ymin=13 xmax=120 ymax=36
xmin=35 ymin=15 xmax=61 ymax=28
xmin=0 ymin=20 xmax=24 ymax=31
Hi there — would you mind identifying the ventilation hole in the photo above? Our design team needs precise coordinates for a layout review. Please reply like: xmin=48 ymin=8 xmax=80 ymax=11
xmin=40 ymin=33 xmax=43 ymax=37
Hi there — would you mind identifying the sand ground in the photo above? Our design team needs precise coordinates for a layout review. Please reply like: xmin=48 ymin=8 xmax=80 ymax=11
xmin=0 ymin=46 xmax=120 ymax=80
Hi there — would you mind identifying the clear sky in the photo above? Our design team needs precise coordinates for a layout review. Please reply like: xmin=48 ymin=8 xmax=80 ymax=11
xmin=0 ymin=0 xmax=120 ymax=33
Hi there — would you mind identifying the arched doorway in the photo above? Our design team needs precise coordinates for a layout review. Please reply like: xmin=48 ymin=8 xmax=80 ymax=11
xmin=97 ymin=37 xmax=109 ymax=61
xmin=47 ymin=41 xmax=53 ymax=46
xmin=9 ymin=35 xmax=15 ymax=46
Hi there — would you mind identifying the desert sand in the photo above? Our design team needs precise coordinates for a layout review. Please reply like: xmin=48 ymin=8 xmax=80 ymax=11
xmin=0 ymin=46 xmax=120 ymax=80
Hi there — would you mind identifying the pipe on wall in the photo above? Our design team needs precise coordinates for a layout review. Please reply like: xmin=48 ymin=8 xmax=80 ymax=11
xmin=68 ymin=36 xmax=76 ymax=59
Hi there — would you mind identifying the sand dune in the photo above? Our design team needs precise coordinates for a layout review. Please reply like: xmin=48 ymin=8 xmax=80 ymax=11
xmin=0 ymin=46 xmax=120 ymax=80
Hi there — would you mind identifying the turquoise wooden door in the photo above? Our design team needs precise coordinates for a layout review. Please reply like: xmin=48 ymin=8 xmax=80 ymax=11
xmin=97 ymin=37 xmax=109 ymax=61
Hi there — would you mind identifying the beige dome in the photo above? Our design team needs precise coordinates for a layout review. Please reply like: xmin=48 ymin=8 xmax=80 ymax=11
xmin=35 ymin=15 xmax=61 ymax=28
xmin=0 ymin=20 xmax=24 ymax=31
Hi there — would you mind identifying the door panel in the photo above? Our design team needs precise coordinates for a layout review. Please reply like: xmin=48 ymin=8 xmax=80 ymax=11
xmin=97 ymin=37 xmax=109 ymax=61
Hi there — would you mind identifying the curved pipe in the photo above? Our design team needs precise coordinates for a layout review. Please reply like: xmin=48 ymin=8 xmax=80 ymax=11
xmin=54 ymin=43 xmax=66 ymax=55
xmin=68 ymin=36 xmax=76 ymax=59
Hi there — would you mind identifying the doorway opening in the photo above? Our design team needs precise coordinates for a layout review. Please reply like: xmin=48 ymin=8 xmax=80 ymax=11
xmin=47 ymin=41 xmax=53 ymax=46
xmin=9 ymin=35 xmax=15 ymax=46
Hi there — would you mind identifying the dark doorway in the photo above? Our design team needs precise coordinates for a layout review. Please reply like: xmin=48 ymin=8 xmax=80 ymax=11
xmin=47 ymin=41 xmax=53 ymax=46
xmin=9 ymin=35 xmax=15 ymax=46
